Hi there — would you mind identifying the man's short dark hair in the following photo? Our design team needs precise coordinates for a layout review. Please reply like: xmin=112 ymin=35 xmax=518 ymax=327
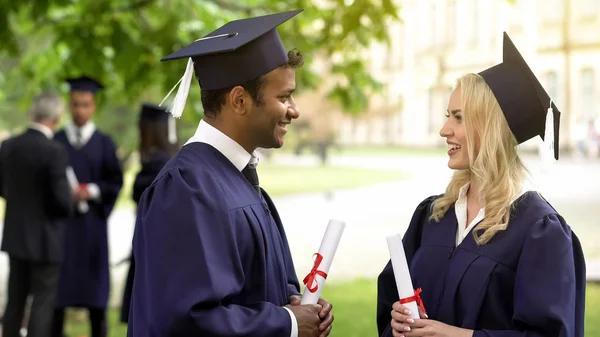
xmin=200 ymin=48 xmax=304 ymax=116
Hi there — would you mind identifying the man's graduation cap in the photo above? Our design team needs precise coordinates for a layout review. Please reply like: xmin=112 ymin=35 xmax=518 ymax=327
xmin=139 ymin=103 xmax=177 ymax=144
xmin=478 ymin=32 xmax=560 ymax=162
xmin=158 ymin=9 xmax=303 ymax=118
xmin=66 ymin=76 xmax=104 ymax=94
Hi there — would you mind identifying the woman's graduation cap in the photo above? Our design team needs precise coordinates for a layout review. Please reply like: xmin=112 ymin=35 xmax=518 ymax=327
xmin=158 ymin=9 xmax=303 ymax=118
xmin=139 ymin=103 xmax=177 ymax=144
xmin=478 ymin=32 xmax=560 ymax=165
xmin=66 ymin=76 xmax=104 ymax=94
xmin=140 ymin=103 xmax=169 ymax=122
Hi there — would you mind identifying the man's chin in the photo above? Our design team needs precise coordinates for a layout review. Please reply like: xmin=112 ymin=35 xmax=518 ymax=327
xmin=269 ymin=139 xmax=285 ymax=149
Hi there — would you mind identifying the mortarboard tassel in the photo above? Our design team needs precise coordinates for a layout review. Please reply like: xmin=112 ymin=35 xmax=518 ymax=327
xmin=159 ymin=58 xmax=195 ymax=119
xmin=540 ymin=98 xmax=555 ymax=174
xmin=168 ymin=115 xmax=177 ymax=144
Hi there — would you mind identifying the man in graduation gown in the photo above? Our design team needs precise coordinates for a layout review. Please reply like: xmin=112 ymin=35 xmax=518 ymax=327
xmin=51 ymin=76 xmax=124 ymax=337
xmin=127 ymin=9 xmax=334 ymax=337
xmin=0 ymin=91 xmax=73 ymax=337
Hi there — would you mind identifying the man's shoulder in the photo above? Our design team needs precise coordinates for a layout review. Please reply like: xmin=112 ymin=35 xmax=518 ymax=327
xmin=46 ymin=138 xmax=67 ymax=155
xmin=92 ymin=128 xmax=115 ymax=143
xmin=2 ymin=131 xmax=41 ymax=151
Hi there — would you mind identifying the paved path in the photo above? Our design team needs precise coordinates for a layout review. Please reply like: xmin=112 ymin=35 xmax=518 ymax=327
xmin=0 ymin=152 xmax=598 ymax=309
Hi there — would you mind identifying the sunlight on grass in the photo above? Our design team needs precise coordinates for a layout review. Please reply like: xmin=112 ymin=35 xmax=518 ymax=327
xmin=114 ymin=161 xmax=407 ymax=209
xmin=586 ymin=283 xmax=600 ymax=337
xmin=258 ymin=164 xmax=406 ymax=196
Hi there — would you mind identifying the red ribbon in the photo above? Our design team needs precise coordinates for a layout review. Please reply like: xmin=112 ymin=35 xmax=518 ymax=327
xmin=302 ymin=253 xmax=328 ymax=293
xmin=399 ymin=288 xmax=427 ymax=314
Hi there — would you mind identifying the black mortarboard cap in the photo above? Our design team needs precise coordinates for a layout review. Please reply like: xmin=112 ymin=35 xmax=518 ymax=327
xmin=161 ymin=9 xmax=303 ymax=90
xmin=478 ymin=32 xmax=560 ymax=160
xmin=139 ymin=103 xmax=177 ymax=144
xmin=139 ymin=103 xmax=169 ymax=122
xmin=66 ymin=76 xmax=104 ymax=94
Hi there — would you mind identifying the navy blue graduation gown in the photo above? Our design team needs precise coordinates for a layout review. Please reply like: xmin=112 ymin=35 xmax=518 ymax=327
xmin=377 ymin=192 xmax=586 ymax=337
xmin=127 ymin=142 xmax=300 ymax=336
xmin=54 ymin=129 xmax=124 ymax=309
xmin=120 ymin=151 xmax=171 ymax=323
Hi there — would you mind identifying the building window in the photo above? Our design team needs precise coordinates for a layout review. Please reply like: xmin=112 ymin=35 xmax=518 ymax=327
xmin=446 ymin=0 xmax=457 ymax=45
xmin=582 ymin=0 xmax=599 ymax=18
xmin=581 ymin=68 xmax=596 ymax=118
xmin=469 ymin=0 xmax=479 ymax=44
xmin=430 ymin=2 xmax=437 ymax=46
xmin=428 ymin=88 xmax=436 ymax=133
xmin=545 ymin=71 xmax=559 ymax=104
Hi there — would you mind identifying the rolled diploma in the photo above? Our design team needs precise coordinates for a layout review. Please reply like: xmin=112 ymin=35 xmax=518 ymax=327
xmin=386 ymin=234 xmax=420 ymax=319
xmin=300 ymin=219 xmax=346 ymax=304
xmin=66 ymin=166 xmax=89 ymax=213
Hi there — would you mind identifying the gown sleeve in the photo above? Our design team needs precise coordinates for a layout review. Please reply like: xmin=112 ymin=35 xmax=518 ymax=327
xmin=376 ymin=195 xmax=439 ymax=337
xmin=129 ymin=167 xmax=292 ymax=337
xmin=473 ymin=214 xmax=585 ymax=337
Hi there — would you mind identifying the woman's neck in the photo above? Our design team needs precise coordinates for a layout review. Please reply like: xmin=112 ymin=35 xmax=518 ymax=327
xmin=467 ymin=178 xmax=484 ymax=209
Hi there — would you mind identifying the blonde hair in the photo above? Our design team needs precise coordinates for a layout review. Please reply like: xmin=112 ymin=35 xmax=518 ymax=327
xmin=429 ymin=73 xmax=527 ymax=245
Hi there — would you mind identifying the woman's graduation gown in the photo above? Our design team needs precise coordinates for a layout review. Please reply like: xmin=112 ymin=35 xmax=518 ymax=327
xmin=377 ymin=192 xmax=586 ymax=337
xmin=127 ymin=143 xmax=300 ymax=336
xmin=119 ymin=151 xmax=171 ymax=323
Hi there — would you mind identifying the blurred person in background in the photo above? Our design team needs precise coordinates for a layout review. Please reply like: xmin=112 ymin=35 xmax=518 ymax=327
xmin=51 ymin=76 xmax=123 ymax=337
xmin=119 ymin=103 xmax=178 ymax=324
xmin=0 ymin=91 xmax=73 ymax=337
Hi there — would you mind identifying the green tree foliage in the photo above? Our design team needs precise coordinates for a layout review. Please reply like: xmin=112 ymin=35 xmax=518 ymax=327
xmin=0 ymin=0 xmax=400 ymax=155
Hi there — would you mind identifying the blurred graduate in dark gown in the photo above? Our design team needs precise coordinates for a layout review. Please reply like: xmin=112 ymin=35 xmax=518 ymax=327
xmin=52 ymin=76 xmax=124 ymax=337
xmin=119 ymin=103 xmax=178 ymax=323
xmin=377 ymin=32 xmax=585 ymax=337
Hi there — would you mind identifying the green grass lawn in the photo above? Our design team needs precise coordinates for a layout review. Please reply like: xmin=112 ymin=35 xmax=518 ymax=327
xmin=64 ymin=280 xmax=600 ymax=337
xmin=113 ymin=162 xmax=407 ymax=210
xmin=258 ymin=164 xmax=406 ymax=197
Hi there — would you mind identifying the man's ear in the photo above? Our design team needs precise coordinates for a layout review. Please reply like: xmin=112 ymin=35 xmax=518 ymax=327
xmin=228 ymin=86 xmax=249 ymax=116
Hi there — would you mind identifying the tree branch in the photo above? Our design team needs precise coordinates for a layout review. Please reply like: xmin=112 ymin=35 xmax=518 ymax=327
xmin=35 ymin=0 xmax=156 ymax=28
xmin=205 ymin=0 xmax=254 ymax=13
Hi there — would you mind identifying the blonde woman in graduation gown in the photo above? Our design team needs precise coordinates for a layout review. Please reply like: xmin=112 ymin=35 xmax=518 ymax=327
xmin=377 ymin=33 xmax=585 ymax=337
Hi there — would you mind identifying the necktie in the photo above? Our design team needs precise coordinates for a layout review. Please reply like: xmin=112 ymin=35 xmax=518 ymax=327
xmin=242 ymin=163 xmax=261 ymax=195
xmin=75 ymin=129 xmax=83 ymax=149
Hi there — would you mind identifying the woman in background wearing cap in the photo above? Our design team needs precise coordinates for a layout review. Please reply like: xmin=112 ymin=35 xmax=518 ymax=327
xmin=119 ymin=103 xmax=178 ymax=324
xmin=376 ymin=33 xmax=585 ymax=337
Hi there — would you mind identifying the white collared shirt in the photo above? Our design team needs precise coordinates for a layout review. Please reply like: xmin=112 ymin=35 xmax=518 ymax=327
xmin=64 ymin=121 xmax=96 ymax=148
xmin=455 ymin=182 xmax=529 ymax=246
xmin=64 ymin=121 xmax=101 ymax=201
xmin=185 ymin=119 xmax=297 ymax=337
xmin=29 ymin=122 xmax=54 ymax=139
xmin=185 ymin=120 xmax=259 ymax=172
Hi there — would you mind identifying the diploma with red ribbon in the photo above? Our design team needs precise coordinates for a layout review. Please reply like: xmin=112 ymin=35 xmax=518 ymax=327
xmin=300 ymin=219 xmax=346 ymax=304
xmin=386 ymin=234 xmax=424 ymax=319
xmin=65 ymin=166 xmax=89 ymax=214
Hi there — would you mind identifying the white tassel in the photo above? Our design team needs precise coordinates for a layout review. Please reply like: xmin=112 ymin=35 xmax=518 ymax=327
xmin=168 ymin=116 xmax=177 ymax=144
xmin=540 ymin=99 xmax=555 ymax=174
xmin=159 ymin=57 xmax=195 ymax=118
